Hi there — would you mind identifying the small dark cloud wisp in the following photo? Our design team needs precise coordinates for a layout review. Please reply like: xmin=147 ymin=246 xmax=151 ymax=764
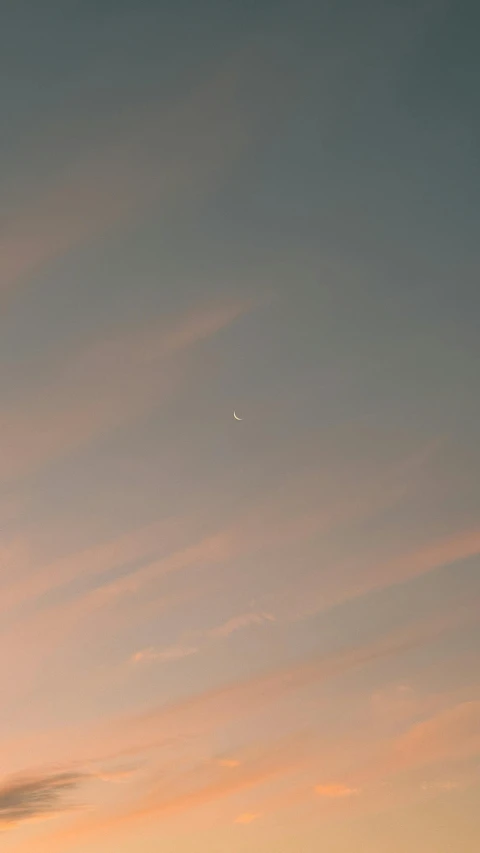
xmin=0 ymin=771 xmax=84 ymax=827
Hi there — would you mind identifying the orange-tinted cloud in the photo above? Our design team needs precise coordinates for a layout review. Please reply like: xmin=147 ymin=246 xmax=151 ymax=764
xmin=131 ymin=645 xmax=199 ymax=664
xmin=1 ymin=432 xmax=445 ymax=638
xmin=0 ymin=41 xmax=277 ymax=304
xmin=0 ymin=623 xmax=424 ymax=783
xmin=0 ymin=297 xmax=251 ymax=486
xmin=277 ymin=525 xmax=480 ymax=625
xmin=393 ymin=700 xmax=480 ymax=770
xmin=368 ymin=528 xmax=480 ymax=591
xmin=0 ymin=516 xmax=180 ymax=612
xmin=3 ymin=616 xmax=472 ymax=850
xmin=235 ymin=812 xmax=261 ymax=823
xmin=209 ymin=612 xmax=275 ymax=639
xmin=347 ymin=698 xmax=480 ymax=799
xmin=92 ymin=768 xmax=138 ymax=784
xmin=25 ymin=737 xmax=304 ymax=852
xmin=71 ymin=625 xmax=435 ymax=777
xmin=314 ymin=783 xmax=359 ymax=798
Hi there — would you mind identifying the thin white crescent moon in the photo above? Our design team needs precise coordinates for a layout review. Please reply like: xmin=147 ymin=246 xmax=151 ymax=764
xmin=233 ymin=411 xmax=242 ymax=421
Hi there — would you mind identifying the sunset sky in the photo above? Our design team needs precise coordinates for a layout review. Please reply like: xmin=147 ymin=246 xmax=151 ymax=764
xmin=1 ymin=2 xmax=480 ymax=851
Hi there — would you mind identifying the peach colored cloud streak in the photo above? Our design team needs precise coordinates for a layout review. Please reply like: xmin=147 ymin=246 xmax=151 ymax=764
xmin=235 ymin=811 xmax=261 ymax=823
xmin=392 ymin=700 xmax=480 ymax=770
xmin=0 ymin=297 xmax=250 ymax=485
xmin=131 ymin=645 xmax=199 ymax=664
xmin=0 ymin=42 xmax=274 ymax=303
xmin=0 ymin=620 xmax=427 ymax=782
xmin=314 ymin=783 xmax=360 ymax=798
xmin=208 ymin=611 xmax=275 ymax=639
xmin=9 ymin=737 xmax=306 ymax=852
xmin=0 ymin=431 xmax=442 ymax=631
xmin=2 ymin=451 xmax=475 ymax=697
xmin=2 ymin=607 xmax=473 ymax=852
xmin=277 ymin=525 xmax=480 ymax=624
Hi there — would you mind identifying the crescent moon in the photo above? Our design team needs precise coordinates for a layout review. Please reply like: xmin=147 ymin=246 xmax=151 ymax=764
xmin=233 ymin=411 xmax=243 ymax=421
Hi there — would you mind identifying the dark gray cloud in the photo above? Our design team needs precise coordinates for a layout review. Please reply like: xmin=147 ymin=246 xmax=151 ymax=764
xmin=0 ymin=771 xmax=85 ymax=826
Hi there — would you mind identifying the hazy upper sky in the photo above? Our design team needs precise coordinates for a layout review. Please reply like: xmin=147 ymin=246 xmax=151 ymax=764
xmin=1 ymin=1 xmax=480 ymax=851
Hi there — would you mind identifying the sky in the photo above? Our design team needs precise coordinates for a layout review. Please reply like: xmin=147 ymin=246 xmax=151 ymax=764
xmin=1 ymin=1 xmax=480 ymax=850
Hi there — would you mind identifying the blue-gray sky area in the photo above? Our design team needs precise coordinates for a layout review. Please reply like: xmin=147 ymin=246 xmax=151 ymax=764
xmin=1 ymin=2 xmax=480 ymax=852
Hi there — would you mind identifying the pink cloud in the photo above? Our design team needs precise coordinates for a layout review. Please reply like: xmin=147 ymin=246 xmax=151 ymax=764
xmin=276 ymin=525 xmax=480 ymax=625
xmin=393 ymin=701 xmax=480 ymax=769
xmin=131 ymin=645 xmax=199 ymax=664
xmin=209 ymin=612 xmax=275 ymax=639
xmin=0 ymin=297 xmax=251 ymax=485
xmin=24 ymin=737 xmax=303 ymax=852
xmin=234 ymin=812 xmax=261 ymax=824
xmin=314 ymin=783 xmax=359 ymax=798
xmin=0 ymin=43 xmax=272 ymax=304
xmin=0 ymin=625 xmax=422 ymax=781
xmin=369 ymin=528 xmax=480 ymax=591
xmin=0 ymin=516 xmax=181 ymax=612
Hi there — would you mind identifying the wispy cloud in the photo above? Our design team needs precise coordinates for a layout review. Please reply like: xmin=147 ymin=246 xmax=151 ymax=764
xmin=136 ymin=636 xmax=416 ymax=733
xmin=1 ymin=625 xmax=425 ymax=788
xmin=0 ymin=772 xmax=85 ymax=829
xmin=392 ymin=700 xmax=480 ymax=770
xmin=128 ymin=612 xmax=274 ymax=668
xmin=73 ymin=443 xmax=433 ymax=620
xmin=2 ymin=436 xmax=444 ymax=635
xmin=314 ymin=783 xmax=360 ymax=798
xmin=92 ymin=767 xmax=138 ymax=785
xmin=0 ymin=41 xmax=282 ymax=304
xmin=131 ymin=645 xmax=199 ymax=664
xmin=74 ymin=626 xmax=434 ymax=775
xmin=0 ymin=515 xmax=181 ymax=612
xmin=208 ymin=612 xmax=275 ymax=639
xmin=24 ymin=737 xmax=305 ymax=851
xmin=343 ymin=698 xmax=480 ymax=802
xmin=0 ymin=297 xmax=251 ymax=485
xmin=2 ymin=624 xmax=471 ymax=847
xmin=420 ymin=779 xmax=459 ymax=792
xmin=364 ymin=528 xmax=480 ymax=594
xmin=235 ymin=812 xmax=261 ymax=823
xmin=274 ymin=525 xmax=480 ymax=625
xmin=370 ymin=683 xmax=420 ymax=727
